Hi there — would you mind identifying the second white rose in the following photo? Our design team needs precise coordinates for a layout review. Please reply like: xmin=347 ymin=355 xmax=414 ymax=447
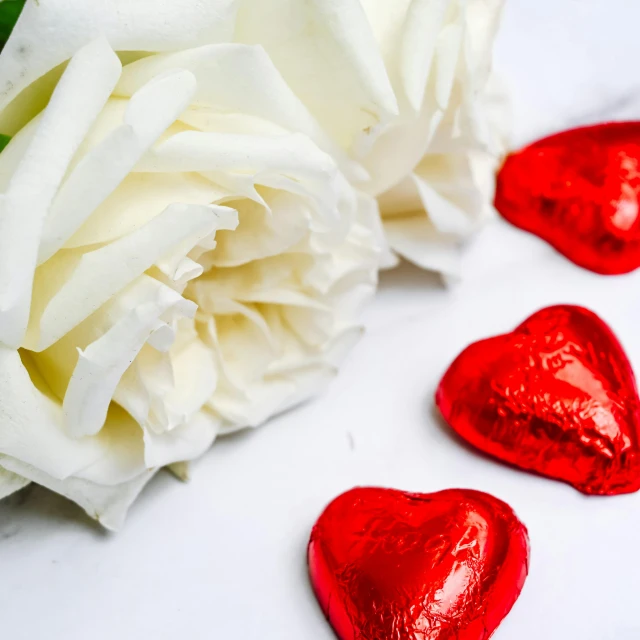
xmin=236 ymin=0 xmax=507 ymax=275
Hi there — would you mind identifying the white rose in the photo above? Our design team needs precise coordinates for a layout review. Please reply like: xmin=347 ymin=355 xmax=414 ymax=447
xmin=0 ymin=0 xmax=382 ymax=528
xmin=236 ymin=0 xmax=507 ymax=276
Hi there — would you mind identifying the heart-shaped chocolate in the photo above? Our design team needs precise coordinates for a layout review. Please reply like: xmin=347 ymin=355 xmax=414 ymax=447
xmin=308 ymin=487 xmax=529 ymax=640
xmin=495 ymin=122 xmax=640 ymax=274
xmin=436 ymin=305 xmax=640 ymax=495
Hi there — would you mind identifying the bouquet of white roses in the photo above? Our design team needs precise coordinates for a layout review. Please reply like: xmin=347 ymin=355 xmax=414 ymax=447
xmin=0 ymin=0 xmax=504 ymax=528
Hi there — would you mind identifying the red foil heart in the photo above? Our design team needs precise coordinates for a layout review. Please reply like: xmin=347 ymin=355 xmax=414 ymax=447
xmin=436 ymin=305 xmax=640 ymax=495
xmin=308 ymin=487 xmax=529 ymax=640
xmin=495 ymin=122 xmax=640 ymax=274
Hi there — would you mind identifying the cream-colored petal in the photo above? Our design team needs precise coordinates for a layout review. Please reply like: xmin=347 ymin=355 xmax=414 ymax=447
xmin=180 ymin=108 xmax=289 ymax=137
xmin=0 ymin=347 xmax=147 ymax=484
xmin=356 ymin=190 xmax=397 ymax=268
xmin=384 ymin=214 xmax=462 ymax=276
xmin=114 ymin=332 xmax=218 ymax=439
xmin=27 ymin=275 xmax=185 ymax=400
xmin=412 ymin=171 xmax=476 ymax=235
xmin=361 ymin=104 xmax=441 ymax=198
xmin=137 ymin=130 xmax=335 ymax=179
xmin=360 ymin=0 xmax=449 ymax=112
xmin=235 ymin=0 xmax=398 ymax=152
xmin=142 ymin=410 xmax=220 ymax=470
xmin=39 ymin=69 xmax=198 ymax=262
xmin=364 ymin=0 xmax=506 ymax=275
xmin=65 ymin=173 xmax=226 ymax=249
xmin=116 ymin=43 xmax=367 ymax=180
xmin=401 ymin=0 xmax=450 ymax=111
xmin=0 ymin=114 xmax=40 ymax=192
xmin=465 ymin=0 xmax=505 ymax=82
xmin=157 ymin=338 xmax=218 ymax=432
xmin=209 ymin=191 xmax=311 ymax=268
xmin=358 ymin=0 xmax=414 ymax=64
xmin=0 ymin=466 xmax=29 ymax=500
xmin=190 ymin=254 xmax=305 ymax=303
xmin=0 ymin=38 xmax=121 ymax=348
xmin=0 ymin=453 xmax=155 ymax=531
xmin=25 ymin=204 xmax=238 ymax=351
xmin=214 ymin=364 xmax=336 ymax=431
xmin=0 ymin=0 xmax=238 ymax=115
xmin=63 ymin=285 xmax=194 ymax=439
xmin=212 ymin=312 xmax=278 ymax=390
xmin=433 ymin=11 xmax=464 ymax=110
xmin=114 ymin=345 xmax=172 ymax=435
xmin=137 ymin=130 xmax=342 ymax=225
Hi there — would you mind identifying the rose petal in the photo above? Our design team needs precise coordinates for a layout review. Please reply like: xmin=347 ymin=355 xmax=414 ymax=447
xmin=0 ymin=38 xmax=121 ymax=348
xmin=401 ymin=0 xmax=450 ymax=111
xmin=0 ymin=453 xmax=155 ymax=531
xmin=384 ymin=214 xmax=462 ymax=276
xmin=39 ymin=68 xmax=198 ymax=262
xmin=0 ymin=113 xmax=39 ymax=191
xmin=142 ymin=410 xmax=221 ymax=470
xmin=115 ymin=43 xmax=366 ymax=181
xmin=358 ymin=0 xmax=506 ymax=273
xmin=208 ymin=192 xmax=311 ymax=268
xmin=361 ymin=103 xmax=440 ymax=197
xmin=25 ymin=203 xmax=238 ymax=351
xmin=0 ymin=466 xmax=29 ymax=500
xmin=413 ymin=170 xmax=476 ymax=235
xmin=136 ymin=130 xmax=343 ymax=225
xmin=0 ymin=0 xmax=237 ymax=114
xmin=137 ymin=130 xmax=335 ymax=179
xmin=361 ymin=0 xmax=451 ymax=112
xmin=63 ymin=283 xmax=195 ymax=439
xmin=213 ymin=365 xmax=337 ymax=431
xmin=64 ymin=172 xmax=227 ymax=249
xmin=0 ymin=346 xmax=147 ymax=483
xmin=26 ymin=275 xmax=184 ymax=399
xmin=236 ymin=0 xmax=398 ymax=151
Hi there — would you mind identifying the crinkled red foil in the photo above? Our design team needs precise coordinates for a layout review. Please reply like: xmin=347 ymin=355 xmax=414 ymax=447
xmin=436 ymin=305 xmax=640 ymax=495
xmin=308 ymin=487 xmax=529 ymax=640
xmin=495 ymin=122 xmax=640 ymax=274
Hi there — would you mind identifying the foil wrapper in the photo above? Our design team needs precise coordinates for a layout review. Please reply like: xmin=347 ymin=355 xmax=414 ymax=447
xmin=495 ymin=122 xmax=640 ymax=275
xmin=437 ymin=305 xmax=640 ymax=495
xmin=308 ymin=487 xmax=529 ymax=640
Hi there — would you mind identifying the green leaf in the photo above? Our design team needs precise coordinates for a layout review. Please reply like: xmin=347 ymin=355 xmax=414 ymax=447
xmin=0 ymin=133 xmax=11 ymax=152
xmin=0 ymin=0 xmax=26 ymax=47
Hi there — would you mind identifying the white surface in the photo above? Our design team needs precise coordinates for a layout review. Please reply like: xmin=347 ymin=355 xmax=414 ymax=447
xmin=2 ymin=2 xmax=640 ymax=639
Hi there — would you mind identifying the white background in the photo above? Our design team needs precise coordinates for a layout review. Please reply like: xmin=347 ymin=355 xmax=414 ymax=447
xmin=2 ymin=1 xmax=640 ymax=638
